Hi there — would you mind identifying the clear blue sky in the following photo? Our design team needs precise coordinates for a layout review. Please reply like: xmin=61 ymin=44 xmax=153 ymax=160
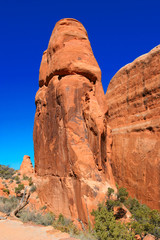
xmin=0 ymin=0 xmax=160 ymax=169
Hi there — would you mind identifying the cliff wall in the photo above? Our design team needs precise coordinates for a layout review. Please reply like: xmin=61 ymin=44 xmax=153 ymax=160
xmin=106 ymin=46 xmax=160 ymax=210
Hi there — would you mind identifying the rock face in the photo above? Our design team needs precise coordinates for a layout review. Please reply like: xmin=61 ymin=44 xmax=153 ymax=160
xmin=106 ymin=46 xmax=160 ymax=210
xmin=20 ymin=155 xmax=34 ymax=176
xmin=33 ymin=18 xmax=115 ymax=224
xmin=143 ymin=235 xmax=156 ymax=240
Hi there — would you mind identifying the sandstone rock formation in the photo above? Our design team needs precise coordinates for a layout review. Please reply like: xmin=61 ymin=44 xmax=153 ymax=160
xmin=20 ymin=155 xmax=34 ymax=176
xmin=33 ymin=18 xmax=115 ymax=224
xmin=106 ymin=45 xmax=160 ymax=210
xmin=143 ymin=235 xmax=156 ymax=240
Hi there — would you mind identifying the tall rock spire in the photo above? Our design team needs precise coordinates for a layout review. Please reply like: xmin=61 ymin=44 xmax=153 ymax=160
xmin=33 ymin=18 xmax=115 ymax=224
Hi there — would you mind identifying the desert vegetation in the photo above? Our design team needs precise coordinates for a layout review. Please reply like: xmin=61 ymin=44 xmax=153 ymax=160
xmin=0 ymin=187 xmax=159 ymax=239
xmin=15 ymin=184 xmax=24 ymax=195
xmin=125 ymin=197 xmax=160 ymax=238
xmin=0 ymin=196 xmax=19 ymax=214
xmin=0 ymin=165 xmax=16 ymax=180
xmin=18 ymin=209 xmax=55 ymax=226
xmin=91 ymin=186 xmax=160 ymax=239
xmin=0 ymin=164 xmax=159 ymax=239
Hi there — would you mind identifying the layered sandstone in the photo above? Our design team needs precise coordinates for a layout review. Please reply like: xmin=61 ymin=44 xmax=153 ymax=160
xmin=20 ymin=155 xmax=34 ymax=176
xmin=33 ymin=18 xmax=115 ymax=224
xmin=106 ymin=46 xmax=160 ymax=210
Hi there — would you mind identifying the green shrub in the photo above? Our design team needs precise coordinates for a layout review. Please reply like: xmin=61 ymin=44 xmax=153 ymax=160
xmin=106 ymin=199 xmax=121 ymax=212
xmin=107 ymin=187 xmax=114 ymax=199
xmin=117 ymin=187 xmax=128 ymax=203
xmin=40 ymin=205 xmax=47 ymax=210
xmin=91 ymin=203 xmax=134 ymax=240
xmin=74 ymin=232 xmax=96 ymax=240
xmin=3 ymin=188 xmax=10 ymax=195
xmin=19 ymin=210 xmax=79 ymax=235
xmin=0 ymin=196 xmax=18 ymax=213
xmin=23 ymin=174 xmax=29 ymax=180
xmin=0 ymin=165 xmax=16 ymax=179
xmin=53 ymin=213 xmax=79 ymax=235
xmin=124 ymin=197 xmax=160 ymax=238
xmin=18 ymin=210 xmax=55 ymax=226
xmin=16 ymin=180 xmax=21 ymax=184
xmin=14 ymin=175 xmax=20 ymax=182
xmin=28 ymin=177 xmax=33 ymax=186
xmin=15 ymin=184 xmax=24 ymax=194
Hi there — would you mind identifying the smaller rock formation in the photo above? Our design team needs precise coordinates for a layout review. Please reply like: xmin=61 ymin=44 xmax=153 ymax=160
xmin=20 ymin=155 xmax=34 ymax=176
xmin=143 ymin=235 xmax=156 ymax=240
xmin=113 ymin=205 xmax=132 ymax=223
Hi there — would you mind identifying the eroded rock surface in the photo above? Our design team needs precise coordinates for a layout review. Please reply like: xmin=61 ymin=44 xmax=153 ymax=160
xmin=143 ymin=235 xmax=156 ymax=240
xmin=33 ymin=18 xmax=115 ymax=224
xmin=106 ymin=46 xmax=160 ymax=210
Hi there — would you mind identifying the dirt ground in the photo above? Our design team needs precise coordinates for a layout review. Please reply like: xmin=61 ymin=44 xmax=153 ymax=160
xmin=0 ymin=219 xmax=78 ymax=240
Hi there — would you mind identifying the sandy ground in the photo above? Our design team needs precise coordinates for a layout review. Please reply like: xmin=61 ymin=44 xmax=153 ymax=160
xmin=0 ymin=219 xmax=77 ymax=240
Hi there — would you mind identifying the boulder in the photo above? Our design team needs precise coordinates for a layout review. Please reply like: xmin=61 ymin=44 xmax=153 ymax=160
xmin=143 ymin=234 xmax=156 ymax=240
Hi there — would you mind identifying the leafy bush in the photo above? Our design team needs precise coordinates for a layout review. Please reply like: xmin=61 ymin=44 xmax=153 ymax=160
xmin=16 ymin=180 xmax=21 ymax=184
xmin=28 ymin=177 xmax=33 ymax=186
xmin=73 ymin=232 xmax=96 ymax=240
xmin=0 ymin=196 xmax=18 ymax=213
xmin=0 ymin=165 xmax=16 ymax=179
xmin=14 ymin=175 xmax=20 ymax=182
xmin=105 ymin=186 xmax=128 ymax=212
xmin=116 ymin=187 xmax=128 ymax=203
xmin=18 ymin=210 xmax=55 ymax=226
xmin=40 ymin=205 xmax=47 ymax=210
xmin=106 ymin=199 xmax=121 ymax=212
xmin=15 ymin=184 xmax=24 ymax=194
xmin=107 ymin=187 xmax=114 ymax=199
xmin=3 ymin=188 xmax=10 ymax=195
xmin=91 ymin=203 xmax=134 ymax=240
xmin=91 ymin=187 xmax=160 ymax=239
xmin=53 ymin=213 xmax=79 ymax=235
xmin=124 ymin=197 xmax=160 ymax=238
xmin=22 ymin=174 xmax=29 ymax=180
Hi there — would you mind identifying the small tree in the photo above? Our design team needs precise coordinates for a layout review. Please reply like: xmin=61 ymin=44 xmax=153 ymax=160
xmin=14 ymin=175 xmax=20 ymax=181
xmin=107 ymin=187 xmax=114 ymax=199
xmin=28 ymin=177 xmax=33 ymax=186
xmin=117 ymin=187 xmax=128 ymax=203
xmin=23 ymin=174 xmax=29 ymax=180
xmin=15 ymin=184 xmax=24 ymax=194
xmin=3 ymin=188 xmax=10 ymax=195
xmin=91 ymin=203 xmax=134 ymax=240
